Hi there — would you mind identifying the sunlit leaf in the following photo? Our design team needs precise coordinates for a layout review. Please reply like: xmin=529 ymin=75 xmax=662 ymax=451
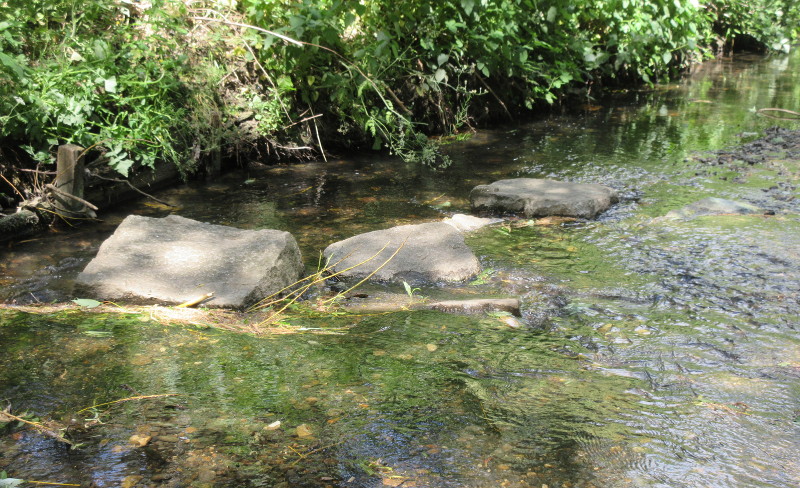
xmin=72 ymin=298 xmax=102 ymax=308
xmin=104 ymin=76 xmax=117 ymax=93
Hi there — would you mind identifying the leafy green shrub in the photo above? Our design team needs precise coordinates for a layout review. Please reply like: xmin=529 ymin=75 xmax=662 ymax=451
xmin=707 ymin=0 xmax=800 ymax=52
xmin=1 ymin=0 xmax=797 ymax=180
xmin=0 ymin=0 xmax=213 ymax=176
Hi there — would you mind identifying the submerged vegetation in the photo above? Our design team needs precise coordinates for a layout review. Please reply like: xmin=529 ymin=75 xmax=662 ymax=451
xmin=0 ymin=0 xmax=798 ymax=197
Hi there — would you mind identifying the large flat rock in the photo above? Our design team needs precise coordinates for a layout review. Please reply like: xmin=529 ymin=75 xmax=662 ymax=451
xmin=77 ymin=215 xmax=304 ymax=308
xmin=323 ymin=222 xmax=481 ymax=283
xmin=470 ymin=178 xmax=619 ymax=219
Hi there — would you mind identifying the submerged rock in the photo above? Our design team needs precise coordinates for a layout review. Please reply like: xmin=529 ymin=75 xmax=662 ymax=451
xmin=427 ymin=298 xmax=521 ymax=316
xmin=323 ymin=222 xmax=481 ymax=283
xmin=470 ymin=178 xmax=619 ymax=219
xmin=340 ymin=293 xmax=521 ymax=317
xmin=77 ymin=214 xmax=304 ymax=308
xmin=665 ymin=197 xmax=767 ymax=220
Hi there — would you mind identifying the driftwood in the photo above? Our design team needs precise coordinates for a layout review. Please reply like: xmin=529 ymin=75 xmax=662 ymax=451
xmin=0 ymin=407 xmax=74 ymax=446
xmin=0 ymin=208 xmax=52 ymax=243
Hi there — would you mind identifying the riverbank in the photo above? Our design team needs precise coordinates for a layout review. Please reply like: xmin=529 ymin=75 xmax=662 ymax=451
xmin=2 ymin=1 xmax=799 ymax=218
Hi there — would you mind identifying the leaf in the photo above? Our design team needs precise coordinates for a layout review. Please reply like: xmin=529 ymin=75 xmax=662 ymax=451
xmin=110 ymin=154 xmax=134 ymax=176
xmin=546 ymin=6 xmax=557 ymax=22
xmin=72 ymin=298 xmax=102 ymax=308
xmin=436 ymin=53 xmax=449 ymax=67
xmin=460 ymin=0 xmax=475 ymax=15
xmin=104 ymin=76 xmax=117 ymax=93
xmin=434 ymin=68 xmax=447 ymax=83
xmin=0 ymin=52 xmax=25 ymax=78
xmin=403 ymin=281 xmax=412 ymax=296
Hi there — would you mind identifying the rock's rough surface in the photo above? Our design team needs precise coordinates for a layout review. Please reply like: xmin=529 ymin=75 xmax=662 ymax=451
xmin=442 ymin=213 xmax=503 ymax=232
xmin=323 ymin=222 xmax=481 ymax=283
xmin=665 ymin=197 xmax=767 ymax=220
xmin=470 ymin=178 xmax=619 ymax=218
xmin=77 ymin=215 xmax=304 ymax=308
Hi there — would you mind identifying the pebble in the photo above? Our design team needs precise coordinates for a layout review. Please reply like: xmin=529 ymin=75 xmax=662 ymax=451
xmin=296 ymin=424 xmax=314 ymax=438
xmin=129 ymin=434 xmax=151 ymax=447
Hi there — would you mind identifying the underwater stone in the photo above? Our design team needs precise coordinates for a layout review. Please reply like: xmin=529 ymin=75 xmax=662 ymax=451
xmin=664 ymin=197 xmax=767 ymax=220
xmin=77 ymin=214 xmax=304 ymax=308
xmin=323 ymin=222 xmax=481 ymax=283
xmin=470 ymin=178 xmax=619 ymax=219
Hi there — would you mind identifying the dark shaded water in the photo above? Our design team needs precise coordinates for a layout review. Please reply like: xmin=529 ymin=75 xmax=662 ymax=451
xmin=2 ymin=51 xmax=800 ymax=487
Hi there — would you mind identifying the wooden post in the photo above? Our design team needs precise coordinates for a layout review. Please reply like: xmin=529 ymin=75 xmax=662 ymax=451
xmin=54 ymin=144 xmax=85 ymax=215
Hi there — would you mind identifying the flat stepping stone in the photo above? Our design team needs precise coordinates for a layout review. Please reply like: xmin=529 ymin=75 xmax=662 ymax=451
xmin=470 ymin=178 xmax=619 ymax=219
xmin=77 ymin=215 xmax=304 ymax=308
xmin=323 ymin=222 xmax=481 ymax=283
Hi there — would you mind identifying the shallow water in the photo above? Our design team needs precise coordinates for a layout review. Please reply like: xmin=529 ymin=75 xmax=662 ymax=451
xmin=2 ymin=51 xmax=800 ymax=487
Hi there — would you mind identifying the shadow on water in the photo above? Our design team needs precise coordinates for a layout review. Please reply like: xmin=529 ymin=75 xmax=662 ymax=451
xmin=2 ymin=50 xmax=800 ymax=487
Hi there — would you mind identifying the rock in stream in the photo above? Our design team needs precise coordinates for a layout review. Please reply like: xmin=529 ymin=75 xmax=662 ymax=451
xmin=323 ymin=222 xmax=481 ymax=283
xmin=77 ymin=214 xmax=304 ymax=308
xmin=470 ymin=178 xmax=619 ymax=219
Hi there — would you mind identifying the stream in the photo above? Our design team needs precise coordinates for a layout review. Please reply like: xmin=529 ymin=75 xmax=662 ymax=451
xmin=2 ymin=51 xmax=800 ymax=487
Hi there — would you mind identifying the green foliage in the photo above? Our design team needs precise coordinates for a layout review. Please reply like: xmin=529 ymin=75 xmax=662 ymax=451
xmin=1 ymin=0 xmax=796 ymax=177
xmin=0 ymin=0 xmax=214 ymax=177
xmin=707 ymin=0 xmax=800 ymax=52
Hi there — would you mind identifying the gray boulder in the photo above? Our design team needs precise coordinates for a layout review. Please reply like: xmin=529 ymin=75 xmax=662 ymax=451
xmin=470 ymin=178 xmax=619 ymax=219
xmin=323 ymin=222 xmax=480 ymax=283
xmin=77 ymin=215 xmax=304 ymax=308
xmin=665 ymin=197 xmax=766 ymax=220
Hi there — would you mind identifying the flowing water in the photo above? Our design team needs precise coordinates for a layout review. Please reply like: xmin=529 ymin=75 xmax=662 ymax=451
xmin=2 ymin=51 xmax=800 ymax=487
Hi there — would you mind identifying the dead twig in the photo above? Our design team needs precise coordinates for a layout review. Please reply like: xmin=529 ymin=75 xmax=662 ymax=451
xmin=322 ymin=238 xmax=409 ymax=306
xmin=44 ymin=184 xmax=99 ymax=211
xmin=176 ymin=292 xmax=214 ymax=308
xmin=76 ymin=394 xmax=179 ymax=414
xmin=1 ymin=173 xmax=25 ymax=199
xmin=24 ymin=481 xmax=81 ymax=486
xmin=89 ymin=173 xmax=175 ymax=207
xmin=475 ymin=71 xmax=513 ymax=120
xmin=756 ymin=108 xmax=800 ymax=120
xmin=12 ymin=167 xmax=59 ymax=175
xmin=0 ymin=407 xmax=74 ymax=446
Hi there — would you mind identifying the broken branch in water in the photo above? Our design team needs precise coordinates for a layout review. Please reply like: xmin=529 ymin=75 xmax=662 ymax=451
xmin=0 ymin=406 xmax=74 ymax=446
xmin=176 ymin=292 xmax=214 ymax=308
xmin=22 ymin=481 xmax=81 ymax=486
xmin=76 ymin=394 xmax=180 ymax=414
xmin=89 ymin=173 xmax=176 ymax=207
xmin=756 ymin=107 xmax=800 ymax=120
